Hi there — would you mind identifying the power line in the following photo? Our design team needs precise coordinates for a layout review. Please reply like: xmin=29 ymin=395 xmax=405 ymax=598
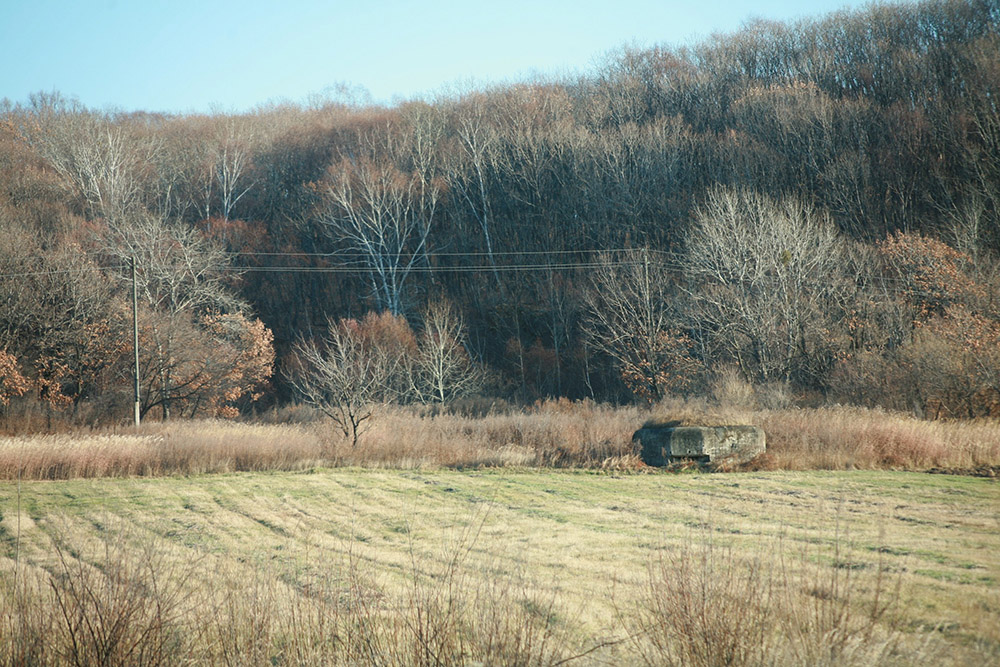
xmin=0 ymin=267 xmax=119 ymax=278
xmin=0 ymin=251 xmax=989 ymax=300
xmin=0 ymin=247 xmax=660 ymax=278
xmin=0 ymin=259 xmax=647 ymax=280
xmin=225 ymin=247 xmax=645 ymax=258
xmin=238 ymin=260 xmax=644 ymax=273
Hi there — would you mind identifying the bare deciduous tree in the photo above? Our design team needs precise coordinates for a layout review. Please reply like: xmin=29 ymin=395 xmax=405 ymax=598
xmin=19 ymin=94 xmax=160 ymax=223
xmin=683 ymin=188 xmax=850 ymax=386
xmin=584 ymin=250 xmax=702 ymax=402
xmin=102 ymin=214 xmax=249 ymax=419
xmin=446 ymin=96 xmax=506 ymax=286
xmin=316 ymin=130 xmax=440 ymax=315
xmin=288 ymin=316 xmax=402 ymax=446
xmin=214 ymin=118 xmax=258 ymax=223
xmin=412 ymin=301 xmax=484 ymax=404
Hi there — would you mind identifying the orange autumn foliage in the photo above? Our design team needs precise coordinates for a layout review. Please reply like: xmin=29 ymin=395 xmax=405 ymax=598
xmin=0 ymin=349 xmax=31 ymax=405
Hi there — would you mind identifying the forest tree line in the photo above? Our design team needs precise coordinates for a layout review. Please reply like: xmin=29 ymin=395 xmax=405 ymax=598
xmin=1 ymin=0 xmax=999 ymax=425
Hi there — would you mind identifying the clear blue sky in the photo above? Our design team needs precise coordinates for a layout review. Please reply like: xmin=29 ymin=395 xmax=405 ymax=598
xmin=3 ymin=0 xmax=874 ymax=114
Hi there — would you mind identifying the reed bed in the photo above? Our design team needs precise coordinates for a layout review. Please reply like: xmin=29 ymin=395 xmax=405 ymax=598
xmin=2 ymin=399 xmax=998 ymax=480
xmin=0 ymin=421 xmax=323 ymax=480
xmin=329 ymin=399 xmax=644 ymax=469
xmin=757 ymin=406 xmax=1000 ymax=471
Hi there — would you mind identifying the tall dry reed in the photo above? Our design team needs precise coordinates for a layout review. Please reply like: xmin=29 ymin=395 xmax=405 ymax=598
xmin=331 ymin=399 xmax=642 ymax=469
xmin=757 ymin=406 xmax=1000 ymax=470
xmin=2 ymin=400 xmax=998 ymax=480
xmin=0 ymin=420 xmax=323 ymax=480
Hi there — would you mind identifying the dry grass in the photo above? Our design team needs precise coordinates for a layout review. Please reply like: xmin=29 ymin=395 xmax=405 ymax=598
xmin=331 ymin=399 xmax=643 ymax=469
xmin=0 ymin=420 xmax=324 ymax=480
xmin=2 ymin=516 xmax=576 ymax=666
xmin=3 ymin=535 xmax=910 ymax=667
xmin=622 ymin=537 xmax=908 ymax=667
xmin=1 ymin=399 xmax=999 ymax=480
xmin=757 ymin=406 xmax=1000 ymax=471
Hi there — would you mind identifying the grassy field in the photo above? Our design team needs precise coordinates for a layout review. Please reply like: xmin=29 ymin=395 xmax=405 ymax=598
xmin=2 ymin=467 xmax=998 ymax=665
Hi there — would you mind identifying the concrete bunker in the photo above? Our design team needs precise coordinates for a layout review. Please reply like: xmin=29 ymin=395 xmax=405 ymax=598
xmin=632 ymin=423 xmax=765 ymax=466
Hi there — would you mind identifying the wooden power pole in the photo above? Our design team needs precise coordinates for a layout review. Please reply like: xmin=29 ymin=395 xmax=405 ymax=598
xmin=131 ymin=256 xmax=141 ymax=426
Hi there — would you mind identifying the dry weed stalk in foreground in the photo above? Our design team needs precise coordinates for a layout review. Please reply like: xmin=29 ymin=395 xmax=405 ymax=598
xmin=1 ymin=519 xmax=577 ymax=666
xmin=1 ymin=400 xmax=999 ymax=480
xmin=2 ymin=529 xmax=203 ymax=666
xmin=622 ymin=526 xmax=917 ymax=667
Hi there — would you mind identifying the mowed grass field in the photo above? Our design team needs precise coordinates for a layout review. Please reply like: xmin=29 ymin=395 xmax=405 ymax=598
xmin=2 ymin=467 xmax=998 ymax=665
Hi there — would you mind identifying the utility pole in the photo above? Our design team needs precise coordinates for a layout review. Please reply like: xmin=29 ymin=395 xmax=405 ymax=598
xmin=131 ymin=256 xmax=141 ymax=426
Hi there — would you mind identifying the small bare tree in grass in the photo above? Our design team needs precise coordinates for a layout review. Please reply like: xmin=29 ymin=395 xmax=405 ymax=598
xmin=288 ymin=313 xmax=406 ymax=447
xmin=291 ymin=307 xmax=488 ymax=445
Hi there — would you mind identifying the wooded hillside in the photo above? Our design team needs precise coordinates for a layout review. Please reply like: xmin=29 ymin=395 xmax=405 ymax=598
xmin=1 ymin=0 xmax=998 ymax=424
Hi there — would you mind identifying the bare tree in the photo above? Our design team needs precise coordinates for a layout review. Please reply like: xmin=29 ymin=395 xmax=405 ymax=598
xmin=288 ymin=316 xmax=401 ymax=446
xmin=146 ymin=117 xmax=212 ymax=222
xmin=412 ymin=300 xmax=484 ymax=403
xmin=18 ymin=95 xmax=160 ymax=223
xmin=180 ymin=116 xmax=262 ymax=225
xmin=316 ymin=138 xmax=439 ymax=315
xmin=445 ymin=96 xmax=506 ymax=286
xmin=102 ymin=214 xmax=246 ymax=419
xmin=584 ymin=250 xmax=702 ymax=402
xmin=105 ymin=215 xmax=242 ymax=317
xmin=683 ymin=188 xmax=850 ymax=386
xmin=214 ymin=118 xmax=258 ymax=223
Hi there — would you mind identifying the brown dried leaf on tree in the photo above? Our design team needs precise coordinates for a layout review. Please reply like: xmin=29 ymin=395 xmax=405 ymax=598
xmin=0 ymin=349 xmax=30 ymax=405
